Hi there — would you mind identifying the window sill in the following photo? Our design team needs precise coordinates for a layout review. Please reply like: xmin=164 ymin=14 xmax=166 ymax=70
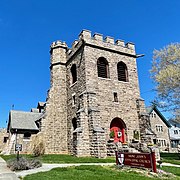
xmin=98 ymin=77 xmax=111 ymax=80
xmin=113 ymin=102 xmax=119 ymax=104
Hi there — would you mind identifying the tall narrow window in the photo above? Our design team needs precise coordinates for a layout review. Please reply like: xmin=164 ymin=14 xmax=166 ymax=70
xmin=117 ymin=62 xmax=128 ymax=82
xmin=72 ymin=118 xmax=77 ymax=130
xmin=97 ymin=57 xmax=109 ymax=78
xmin=71 ymin=64 xmax=77 ymax=84
xmin=113 ymin=92 xmax=118 ymax=102
xmin=72 ymin=94 xmax=76 ymax=106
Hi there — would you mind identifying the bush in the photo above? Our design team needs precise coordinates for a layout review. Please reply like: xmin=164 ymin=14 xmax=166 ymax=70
xmin=7 ymin=157 xmax=42 ymax=171
xmin=31 ymin=133 xmax=45 ymax=157
xmin=109 ymin=130 xmax=115 ymax=138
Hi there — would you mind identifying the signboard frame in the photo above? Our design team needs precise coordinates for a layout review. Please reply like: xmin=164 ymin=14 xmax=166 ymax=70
xmin=115 ymin=151 xmax=157 ymax=173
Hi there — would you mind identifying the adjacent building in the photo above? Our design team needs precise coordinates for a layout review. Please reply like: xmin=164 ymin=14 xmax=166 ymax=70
xmin=146 ymin=105 xmax=171 ymax=151
xmin=169 ymin=119 xmax=180 ymax=150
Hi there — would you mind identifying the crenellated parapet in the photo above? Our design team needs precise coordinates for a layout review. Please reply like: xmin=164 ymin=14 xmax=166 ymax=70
xmin=50 ymin=29 xmax=137 ymax=64
xmin=50 ymin=40 xmax=67 ymax=54
xmin=67 ymin=29 xmax=136 ymax=60
xmin=50 ymin=40 xmax=67 ymax=65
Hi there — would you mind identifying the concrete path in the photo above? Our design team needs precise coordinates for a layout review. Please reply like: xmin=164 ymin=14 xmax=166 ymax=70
xmin=16 ymin=163 xmax=115 ymax=178
xmin=15 ymin=162 xmax=180 ymax=178
xmin=0 ymin=157 xmax=19 ymax=180
xmin=161 ymin=162 xmax=180 ymax=168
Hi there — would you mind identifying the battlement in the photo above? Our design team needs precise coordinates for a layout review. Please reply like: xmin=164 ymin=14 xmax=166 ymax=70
xmin=77 ymin=29 xmax=135 ymax=51
xmin=50 ymin=30 xmax=136 ymax=61
xmin=50 ymin=40 xmax=67 ymax=50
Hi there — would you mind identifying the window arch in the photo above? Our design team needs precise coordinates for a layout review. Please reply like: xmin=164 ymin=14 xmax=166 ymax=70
xmin=97 ymin=57 xmax=109 ymax=78
xmin=71 ymin=64 xmax=77 ymax=84
xmin=117 ymin=62 xmax=128 ymax=82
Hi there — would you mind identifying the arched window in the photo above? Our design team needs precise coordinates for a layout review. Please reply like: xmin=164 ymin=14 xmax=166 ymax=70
xmin=97 ymin=57 xmax=109 ymax=78
xmin=72 ymin=118 xmax=77 ymax=130
xmin=117 ymin=62 xmax=128 ymax=82
xmin=71 ymin=64 xmax=77 ymax=84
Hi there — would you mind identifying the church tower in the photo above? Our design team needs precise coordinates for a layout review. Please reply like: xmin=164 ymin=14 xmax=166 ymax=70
xmin=42 ymin=30 xmax=142 ymax=157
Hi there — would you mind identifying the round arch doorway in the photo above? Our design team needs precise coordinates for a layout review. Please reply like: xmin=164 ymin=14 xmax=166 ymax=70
xmin=110 ymin=118 xmax=126 ymax=143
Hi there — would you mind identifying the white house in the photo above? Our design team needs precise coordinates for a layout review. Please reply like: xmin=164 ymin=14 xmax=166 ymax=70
xmin=169 ymin=119 xmax=180 ymax=150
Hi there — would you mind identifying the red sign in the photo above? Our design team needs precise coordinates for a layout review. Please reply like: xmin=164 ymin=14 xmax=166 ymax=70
xmin=116 ymin=151 xmax=156 ymax=173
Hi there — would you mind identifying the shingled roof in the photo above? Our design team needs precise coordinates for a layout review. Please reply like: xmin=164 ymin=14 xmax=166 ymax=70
xmin=146 ymin=105 xmax=171 ymax=128
xmin=8 ymin=110 xmax=43 ymax=133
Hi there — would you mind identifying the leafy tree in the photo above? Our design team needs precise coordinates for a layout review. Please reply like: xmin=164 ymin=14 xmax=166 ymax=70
xmin=151 ymin=43 xmax=180 ymax=121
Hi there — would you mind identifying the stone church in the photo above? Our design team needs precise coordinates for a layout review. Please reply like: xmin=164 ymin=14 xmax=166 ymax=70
xmin=41 ymin=30 xmax=147 ymax=157
xmin=4 ymin=30 xmax=171 ymax=157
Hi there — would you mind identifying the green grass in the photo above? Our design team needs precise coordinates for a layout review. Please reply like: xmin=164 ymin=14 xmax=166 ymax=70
xmin=0 ymin=154 xmax=115 ymax=164
xmin=161 ymin=166 xmax=180 ymax=176
xmin=160 ymin=153 xmax=180 ymax=165
xmin=1 ymin=153 xmax=179 ymax=165
xmin=23 ymin=165 xmax=161 ymax=180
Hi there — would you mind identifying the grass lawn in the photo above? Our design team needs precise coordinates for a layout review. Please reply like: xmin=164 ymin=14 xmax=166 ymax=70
xmin=160 ymin=153 xmax=180 ymax=165
xmin=0 ymin=154 xmax=115 ymax=164
xmin=161 ymin=166 xmax=180 ymax=177
xmin=23 ymin=165 xmax=164 ymax=180
xmin=1 ymin=153 xmax=179 ymax=165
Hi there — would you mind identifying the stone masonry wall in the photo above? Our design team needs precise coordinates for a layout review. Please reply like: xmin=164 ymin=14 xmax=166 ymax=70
xmin=66 ymin=47 xmax=91 ymax=156
xmin=0 ymin=128 xmax=8 ymax=152
xmin=41 ymin=42 xmax=68 ymax=154
xmin=82 ymin=31 xmax=141 ymax=144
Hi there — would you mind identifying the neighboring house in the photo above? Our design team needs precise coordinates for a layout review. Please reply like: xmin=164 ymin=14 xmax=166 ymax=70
xmin=168 ymin=119 xmax=180 ymax=150
xmin=3 ymin=102 xmax=45 ymax=154
xmin=146 ymin=105 xmax=171 ymax=151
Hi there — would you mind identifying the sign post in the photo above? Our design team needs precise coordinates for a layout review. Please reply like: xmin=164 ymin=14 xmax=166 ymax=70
xmin=15 ymin=144 xmax=22 ymax=161
xmin=116 ymin=151 xmax=157 ymax=173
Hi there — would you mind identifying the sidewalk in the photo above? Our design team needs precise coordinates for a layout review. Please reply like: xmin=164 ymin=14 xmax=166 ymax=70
xmin=0 ymin=157 xmax=19 ymax=180
xmin=162 ymin=162 xmax=180 ymax=168
xmin=15 ymin=162 xmax=180 ymax=178
xmin=16 ymin=163 xmax=115 ymax=178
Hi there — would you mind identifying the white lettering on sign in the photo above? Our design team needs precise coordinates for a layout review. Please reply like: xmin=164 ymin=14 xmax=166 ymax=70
xmin=15 ymin=144 xmax=22 ymax=151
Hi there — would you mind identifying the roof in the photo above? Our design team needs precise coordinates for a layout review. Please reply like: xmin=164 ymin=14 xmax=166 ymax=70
xmin=169 ymin=119 xmax=180 ymax=128
xmin=8 ymin=110 xmax=42 ymax=132
xmin=146 ymin=105 xmax=171 ymax=128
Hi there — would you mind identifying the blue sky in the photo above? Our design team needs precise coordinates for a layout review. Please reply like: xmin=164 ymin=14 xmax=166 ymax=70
xmin=0 ymin=0 xmax=180 ymax=128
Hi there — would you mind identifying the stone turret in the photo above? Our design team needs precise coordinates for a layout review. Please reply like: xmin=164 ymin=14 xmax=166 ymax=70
xmin=42 ymin=40 xmax=68 ymax=154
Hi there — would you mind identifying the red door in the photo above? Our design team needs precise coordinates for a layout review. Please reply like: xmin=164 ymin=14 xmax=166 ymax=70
xmin=110 ymin=127 xmax=125 ymax=143
xmin=110 ymin=118 xmax=126 ymax=143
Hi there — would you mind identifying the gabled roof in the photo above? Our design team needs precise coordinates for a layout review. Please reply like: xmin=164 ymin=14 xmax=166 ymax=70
xmin=8 ymin=110 xmax=42 ymax=133
xmin=146 ymin=105 xmax=171 ymax=128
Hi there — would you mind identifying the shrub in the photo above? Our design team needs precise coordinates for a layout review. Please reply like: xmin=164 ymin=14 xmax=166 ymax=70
xmin=7 ymin=157 xmax=42 ymax=171
xmin=109 ymin=130 xmax=115 ymax=138
xmin=133 ymin=130 xmax=139 ymax=140
xmin=31 ymin=133 xmax=45 ymax=157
